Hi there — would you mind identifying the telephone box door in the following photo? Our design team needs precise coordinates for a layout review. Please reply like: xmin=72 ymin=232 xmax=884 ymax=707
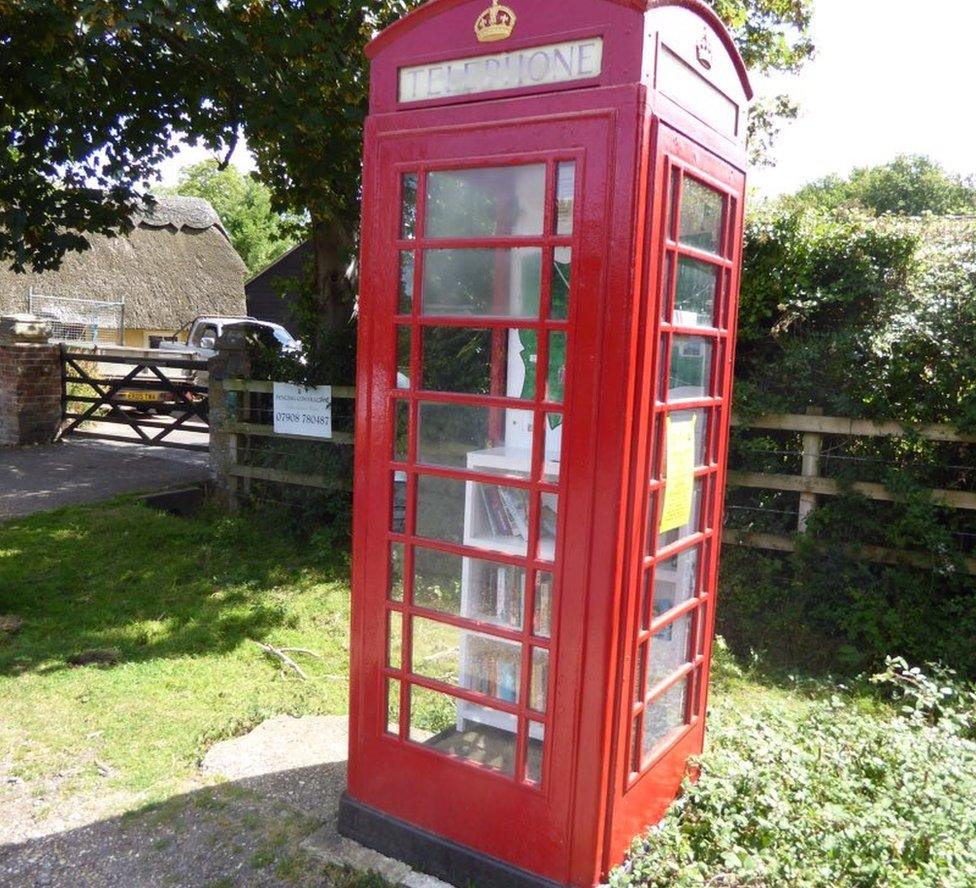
xmin=350 ymin=109 xmax=617 ymax=883
xmin=607 ymin=123 xmax=745 ymax=861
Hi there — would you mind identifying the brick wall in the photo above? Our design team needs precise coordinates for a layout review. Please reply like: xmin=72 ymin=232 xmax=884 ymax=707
xmin=0 ymin=343 xmax=63 ymax=446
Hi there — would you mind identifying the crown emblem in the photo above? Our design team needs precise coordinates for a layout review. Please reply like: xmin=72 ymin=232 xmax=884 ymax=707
xmin=695 ymin=29 xmax=713 ymax=69
xmin=474 ymin=0 xmax=516 ymax=43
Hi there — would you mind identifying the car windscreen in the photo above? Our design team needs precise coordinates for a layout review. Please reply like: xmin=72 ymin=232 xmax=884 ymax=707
xmin=272 ymin=328 xmax=296 ymax=347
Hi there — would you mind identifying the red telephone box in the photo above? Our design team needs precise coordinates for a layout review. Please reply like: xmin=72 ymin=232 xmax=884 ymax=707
xmin=343 ymin=2 xmax=752 ymax=885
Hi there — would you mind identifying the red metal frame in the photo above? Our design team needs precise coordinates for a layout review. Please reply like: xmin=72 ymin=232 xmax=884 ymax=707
xmin=349 ymin=2 xmax=750 ymax=886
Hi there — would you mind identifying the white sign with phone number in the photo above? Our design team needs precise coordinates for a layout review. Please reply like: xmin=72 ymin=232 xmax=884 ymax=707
xmin=272 ymin=383 xmax=332 ymax=439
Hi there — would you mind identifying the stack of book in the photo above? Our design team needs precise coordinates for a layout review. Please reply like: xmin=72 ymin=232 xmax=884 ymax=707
xmin=472 ymin=649 xmax=520 ymax=703
xmin=479 ymin=485 xmax=529 ymax=541
xmin=530 ymin=653 xmax=549 ymax=712
xmin=534 ymin=575 xmax=552 ymax=636
xmin=476 ymin=564 xmax=522 ymax=626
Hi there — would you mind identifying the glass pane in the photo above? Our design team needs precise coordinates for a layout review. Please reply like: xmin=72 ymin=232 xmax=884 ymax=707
xmin=649 ymin=415 xmax=664 ymax=481
xmin=634 ymin=641 xmax=647 ymax=703
xmin=660 ymin=253 xmax=674 ymax=322
xmin=534 ymin=571 xmax=553 ymax=638
xmin=469 ymin=480 xmax=531 ymax=556
xmin=530 ymin=647 xmax=549 ymax=712
xmin=657 ymin=335 xmax=669 ymax=402
xmin=644 ymin=492 xmax=658 ymax=556
xmin=422 ymin=248 xmax=542 ymax=317
xmin=668 ymin=336 xmax=713 ymax=401
xmin=666 ymin=167 xmax=680 ymax=239
xmin=653 ymin=546 xmax=700 ymax=617
xmin=417 ymin=401 xmax=532 ymax=471
xmin=546 ymin=332 xmax=566 ymax=404
xmin=422 ymin=327 xmax=492 ymax=395
xmin=409 ymin=684 xmax=516 ymax=776
xmin=642 ymin=676 xmax=690 ymax=756
xmin=526 ymin=722 xmax=545 ymax=784
xmin=415 ymin=475 xmax=532 ymax=556
xmin=555 ymin=163 xmax=575 ymax=236
xmin=391 ymin=474 xmax=407 ymax=534
xmin=640 ymin=568 xmax=652 ymax=631
xmin=679 ymin=178 xmax=723 ymax=254
xmin=422 ymin=328 xmax=555 ymax=403
xmin=543 ymin=415 xmax=563 ymax=483
xmin=696 ymin=602 xmax=709 ymax=657
xmin=387 ymin=678 xmax=401 ymax=735
xmin=389 ymin=543 xmax=404 ymax=602
xmin=647 ymin=613 xmax=693 ymax=690
xmin=408 ymin=684 xmax=456 ymax=742
xmin=396 ymin=327 xmax=411 ymax=389
xmin=411 ymin=616 xmax=522 ymax=704
xmin=671 ymin=408 xmax=707 ymax=466
xmin=426 ymin=165 xmax=545 ymax=238
xmin=393 ymin=400 xmax=408 ymax=461
xmin=414 ymin=546 xmax=524 ymax=630
xmin=657 ymin=477 xmax=703 ymax=549
xmin=539 ymin=493 xmax=558 ymax=561
xmin=399 ymin=251 xmax=414 ymax=314
xmin=401 ymin=173 xmax=418 ymax=239
xmin=415 ymin=474 xmax=463 ymax=544
xmin=388 ymin=610 xmax=403 ymax=669
xmin=673 ymin=257 xmax=718 ymax=328
xmin=551 ymin=248 xmax=572 ymax=320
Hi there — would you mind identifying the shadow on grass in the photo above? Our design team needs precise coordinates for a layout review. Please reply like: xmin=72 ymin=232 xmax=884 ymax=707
xmin=0 ymin=499 xmax=349 ymax=676
xmin=0 ymin=761 xmax=390 ymax=888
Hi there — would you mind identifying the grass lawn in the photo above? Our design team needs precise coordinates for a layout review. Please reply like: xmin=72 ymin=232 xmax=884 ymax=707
xmin=2 ymin=499 xmax=974 ymax=887
xmin=0 ymin=499 xmax=350 ymax=805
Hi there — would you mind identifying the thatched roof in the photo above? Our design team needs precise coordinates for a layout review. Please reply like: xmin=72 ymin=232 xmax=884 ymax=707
xmin=0 ymin=197 xmax=247 ymax=329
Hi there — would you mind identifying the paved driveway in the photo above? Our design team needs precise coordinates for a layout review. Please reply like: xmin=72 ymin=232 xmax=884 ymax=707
xmin=0 ymin=439 xmax=210 ymax=520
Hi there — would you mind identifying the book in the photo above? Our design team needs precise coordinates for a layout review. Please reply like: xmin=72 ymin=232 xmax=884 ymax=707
xmin=497 ymin=658 xmax=519 ymax=702
xmin=497 ymin=487 xmax=528 ymax=540
xmin=530 ymin=656 xmax=549 ymax=711
xmin=535 ymin=578 xmax=552 ymax=636
xmin=478 ymin=565 xmax=498 ymax=616
xmin=479 ymin=485 xmax=501 ymax=535
xmin=481 ymin=485 xmax=513 ymax=536
xmin=540 ymin=499 xmax=558 ymax=539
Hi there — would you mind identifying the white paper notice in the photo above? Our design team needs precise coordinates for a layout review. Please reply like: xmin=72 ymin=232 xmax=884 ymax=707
xmin=272 ymin=383 xmax=332 ymax=439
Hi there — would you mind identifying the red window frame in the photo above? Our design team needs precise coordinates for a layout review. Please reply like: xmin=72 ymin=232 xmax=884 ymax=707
xmin=606 ymin=122 xmax=745 ymax=858
xmin=384 ymin=152 xmax=579 ymax=788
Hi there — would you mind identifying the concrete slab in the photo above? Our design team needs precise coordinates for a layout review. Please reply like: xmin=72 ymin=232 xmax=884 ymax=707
xmin=201 ymin=714 xmax=458 ymax=888
xmin=0 ymin=438 xmax=209 ymax=520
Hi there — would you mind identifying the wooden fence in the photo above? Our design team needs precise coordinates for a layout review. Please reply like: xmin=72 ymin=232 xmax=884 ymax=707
xmin=726 ymin=410 xmax=976 ymax=575
xmin=211 ymin=377 xmax=355 ymax=508
xmin=209 ymin=378 xmax=976 ymax=575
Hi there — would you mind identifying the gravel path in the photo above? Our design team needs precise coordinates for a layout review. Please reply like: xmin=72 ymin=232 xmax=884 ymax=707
xmin=0 ymin=717 xmax=382 ymax=888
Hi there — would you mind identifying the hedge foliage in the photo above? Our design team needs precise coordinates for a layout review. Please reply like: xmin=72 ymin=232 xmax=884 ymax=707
xmin=612 ymin=653 xmax=976 ymax=887
xmin=723 ymin=205 xmax=976 ymax=675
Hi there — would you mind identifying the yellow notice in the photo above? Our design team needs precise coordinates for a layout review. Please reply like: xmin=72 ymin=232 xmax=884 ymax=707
xmin=659 ymin=415 xmax=697 ymax=533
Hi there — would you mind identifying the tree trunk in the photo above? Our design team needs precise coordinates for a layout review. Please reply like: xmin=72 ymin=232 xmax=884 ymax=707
xmin=311 ymin=214 xmax=355 ymax=331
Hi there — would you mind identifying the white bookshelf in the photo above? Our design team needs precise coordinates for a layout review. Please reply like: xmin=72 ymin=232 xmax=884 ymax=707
xmin=455 ymin=445 xmax=555 ymax=739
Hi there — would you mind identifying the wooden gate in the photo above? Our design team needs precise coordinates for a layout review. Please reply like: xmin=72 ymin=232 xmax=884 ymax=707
xmin=61 ymin=348 xmax=210 ymax=452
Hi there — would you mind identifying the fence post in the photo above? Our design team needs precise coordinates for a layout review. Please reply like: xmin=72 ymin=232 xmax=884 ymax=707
xmin=208 ymin=334 xmax=252 ymax=513
xmin=797 ymin=406 xmax=823 ymax=532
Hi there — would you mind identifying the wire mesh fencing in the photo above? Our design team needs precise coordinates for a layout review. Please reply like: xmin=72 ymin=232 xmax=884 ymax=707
xmin=28 ymin=291 xmax=125 ymax=345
